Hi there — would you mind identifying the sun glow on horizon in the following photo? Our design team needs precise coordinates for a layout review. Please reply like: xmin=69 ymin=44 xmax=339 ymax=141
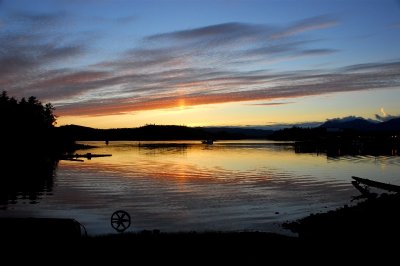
xmin=55 ymin=88 xmax=400 ymax=129
xmin=178 ymin=98 xmax=186 ymax=110
xmin=2 ymin=0 xmax=400 ymax=129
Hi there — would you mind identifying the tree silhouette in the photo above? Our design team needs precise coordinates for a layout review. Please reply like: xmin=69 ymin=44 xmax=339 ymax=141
xmin=1 ymin=91 xmax=60 ymax=205
xmin=1 ymin=91 xmax=58 ymax=153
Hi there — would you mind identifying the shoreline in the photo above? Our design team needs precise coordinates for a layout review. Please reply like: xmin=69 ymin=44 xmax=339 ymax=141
xmin=2 ymin=193 xmax=399 ymax=263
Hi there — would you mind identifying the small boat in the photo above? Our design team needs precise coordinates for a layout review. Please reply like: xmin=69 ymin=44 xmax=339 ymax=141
xmin=352 ymin=176 xmax=400 ymax=193
xmin=351 ymin=180 xmax=377 ymax=199
xmin=201 ymin=139 xmax=213 ymax=145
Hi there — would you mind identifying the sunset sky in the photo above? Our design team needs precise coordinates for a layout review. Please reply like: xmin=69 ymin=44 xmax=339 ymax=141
xmin=1 ymin=0 xmax=399 ymax=128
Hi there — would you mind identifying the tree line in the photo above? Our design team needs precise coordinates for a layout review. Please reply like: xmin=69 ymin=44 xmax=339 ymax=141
xmin=0 ymin=91 xmax=71 ymax=155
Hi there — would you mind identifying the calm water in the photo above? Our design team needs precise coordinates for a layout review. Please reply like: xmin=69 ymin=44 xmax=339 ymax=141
xmin=2 ymin=140 xmax=400 ymax=236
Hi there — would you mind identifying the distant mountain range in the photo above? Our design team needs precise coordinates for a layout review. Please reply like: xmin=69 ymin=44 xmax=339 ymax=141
xmin=221 ymin=122 xmax=323 ymax=131
xmin=56 ymin=117 xmax=400 ymax=141
xmin=201 ymin=127 xmax=273 ymax=137
xmin=56 ymin=124 xmax=273 ymax=141
xmin=320 ymin=117 xmax=400 ymax=131
xmin=202 ymin=117 xmax=400 ymax=132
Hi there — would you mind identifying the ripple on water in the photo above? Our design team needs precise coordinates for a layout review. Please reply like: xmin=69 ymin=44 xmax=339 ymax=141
xmin=2 ymin=141 xmax=399 ymax=235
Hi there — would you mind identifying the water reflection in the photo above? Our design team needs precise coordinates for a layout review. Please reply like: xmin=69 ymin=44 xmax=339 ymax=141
xmin=138 ymin=142 xmax=189 ymax=156
xmin=294 ymin=141 xmax=400 ymax=158
xmin=0 ymin=156 xmax=57 ymax=207
xmin=1 ymin=140 xmax=399 ymax=235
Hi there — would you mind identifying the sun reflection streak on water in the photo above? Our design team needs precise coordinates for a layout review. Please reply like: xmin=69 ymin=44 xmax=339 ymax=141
xmin=2 ymin=140 xmax=400 ymax=235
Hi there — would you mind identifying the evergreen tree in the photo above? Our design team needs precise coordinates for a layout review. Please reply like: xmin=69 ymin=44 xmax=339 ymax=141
xmin=1 ymin=91 xmax=58 ymax=153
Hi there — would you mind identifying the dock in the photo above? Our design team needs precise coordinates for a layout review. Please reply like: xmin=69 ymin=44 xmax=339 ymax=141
xmin=60 ymin=153 xmax=112 ymax=161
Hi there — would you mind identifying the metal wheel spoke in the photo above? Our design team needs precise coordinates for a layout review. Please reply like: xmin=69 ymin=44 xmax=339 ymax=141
xmin=111 ymin=210 xmax=131 ymax=233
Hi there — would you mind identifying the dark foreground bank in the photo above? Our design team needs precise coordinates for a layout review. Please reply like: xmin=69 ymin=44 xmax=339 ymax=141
xmin=284 ymin=192 xmax=400 ymax=241
xmin=2 ymin=193 xmax=400 ymax=264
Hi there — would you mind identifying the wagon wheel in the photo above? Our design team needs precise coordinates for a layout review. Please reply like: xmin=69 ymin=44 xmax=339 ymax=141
xmin=111 ymin=210 xmax=131 ymax=233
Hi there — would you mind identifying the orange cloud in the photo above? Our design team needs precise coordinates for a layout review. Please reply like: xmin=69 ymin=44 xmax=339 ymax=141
xmin=55 ymin=61 xmax=400 ymax=117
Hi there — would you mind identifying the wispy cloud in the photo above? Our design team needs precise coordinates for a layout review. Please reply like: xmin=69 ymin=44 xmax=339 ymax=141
xmin=271 ymin=15 xmax=338 ymax=39
xmin=390 ymin=22 xmax=400 ymax=28
xmin=54 ymin=60 xmax=400 ymax=116
xmin=3 ymin=11 xmax=399 ymax=118
xmin=91 ymin=14 xmax=136 ymax=25
xmin=245 ymin=102 xmax=295 ymax=106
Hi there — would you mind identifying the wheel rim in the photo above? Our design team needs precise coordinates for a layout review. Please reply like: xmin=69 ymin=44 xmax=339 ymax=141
xmin=111 ymin=210 xmax=131 ymax=232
